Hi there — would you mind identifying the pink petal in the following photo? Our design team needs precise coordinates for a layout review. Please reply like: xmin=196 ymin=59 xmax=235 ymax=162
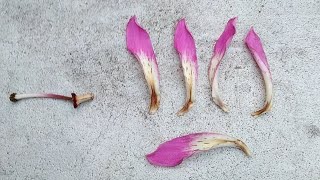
xmin=208 ymin=17 xmax=237 ymax=112
xmin=245 ymin=27 xmax=270 ymax=72
xmin=125 ymin=16 xmax=160 ymax=114
xmin=174 ymin=19 xmax=197 ymax=64
xmin=213 ymin=17 xmax=237 ymax=57
xmin=245 ymin=27 xmax=273 ymax=117
xmin=146 ymin=133 xmax=251 ymax=167
xmin=126 ymin=16 xmax=156 ymax=60
xmin=174 ymin=19 xmax=198 ymax=116
xmin=146 ymin=133 xmax=201 ymax=167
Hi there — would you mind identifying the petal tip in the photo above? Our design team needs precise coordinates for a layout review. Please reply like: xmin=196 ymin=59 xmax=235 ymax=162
xmin=177 ymin=101 xmax=193 ymax=116
xmin=129 ymin=15 xmax=137 ymax=22
xmin=149 ymin=101 xmax=160 ymax=115
xmin=145 ymin=153 xmax=157 ymax=165
xmin=178 ymin=18 xmax=186 ymax=25
xmin=251 ymin=100 xmax=272 ymax=117
xmin=212 ymin=93 xmax=230 ymax=113
xmin=220 ymin=105 xmax=229 ymax=113
xmin=126 ymin=16 xmax=155 ymax=59
xmin=146 ymin=144 xmax=188 ymax=167
xmin=174 ymin=19 xmax=197 ymax=62
xmin=245 ymin=27 xmax=258 ymax=44
xmin=148 ymin=82 xmax=160 ymax=114
xmin=126 ymin=16 xmax=138 ymax=31
xmin=213 ymin=98 xmax=229 ymax=112
xmin=230 ymin=16 xmax=238 ymax=25
xmin=176 ymin=18 xmax=187 ymax=32
xmin=235 ymin=139 xmax=251 ymax=156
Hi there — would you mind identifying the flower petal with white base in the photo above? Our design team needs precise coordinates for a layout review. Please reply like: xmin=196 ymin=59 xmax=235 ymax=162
xmin=245 ymin=27 xmax=273 ymax=117
xmin=208 ymin=17 xmax=237 ymax=112
xmin=174 ymin=19 xmax=198 ymax=116
xmin=126 ymin=16 xmax=160 ymax=114
xmin=146 ymin=132 xmax=251 ymax=167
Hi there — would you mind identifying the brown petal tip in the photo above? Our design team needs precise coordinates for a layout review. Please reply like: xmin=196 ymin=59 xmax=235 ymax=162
xmin=212 ymin=91 xmax=229 ymax=112
xmin=215 ymin=99 xmax=229 ymax=113
xmin=251 ymin=101 xmax=272 ymax=118
xmin=235 ymin=139 xmax=251 ymax=156
xmin=148 ymin=87 xmax=160 ymax=114
xmin=177 ymin=101 xmax=193 ymax=116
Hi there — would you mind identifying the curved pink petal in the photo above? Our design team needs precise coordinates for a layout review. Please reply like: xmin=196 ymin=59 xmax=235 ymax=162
xmin=208 ymin=17 xmax=237 ymax=112
xmin=245 ymin=27 xmax=269 ymax=73
xmin=213 ymin=17 xmax=237 ymax=57
xmin=126 ymin=16 xmax=160 ymax=114
xmin=174 ymin=19 xmax=198 ymax=116
xmin=245 ymin=27 xmax=273 ymax=117
xmin=174 ymin=19 xmax=197 ymax=64
xmin=146 ymin=132 xmax=251 ymax=167
xmin=126 ymin=16 xmax=156 ymax=60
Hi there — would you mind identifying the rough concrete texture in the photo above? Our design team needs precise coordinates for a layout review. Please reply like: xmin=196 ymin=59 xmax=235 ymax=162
xmin=1 ymin=0 xmax=320 ymax=179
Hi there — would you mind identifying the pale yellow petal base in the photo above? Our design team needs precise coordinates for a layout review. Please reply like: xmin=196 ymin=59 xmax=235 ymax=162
xmin=177 ymin=59 xmax=196 ymax=116
xmin=209 ymin=55 xmax=229 ymax=112
xmin=252 ymin=72 xmax=273 ymax=117
xmin=138 ymin=54 xmax=160 ymax=115
xmin=191 ymin=134 xmax=251 ymax=156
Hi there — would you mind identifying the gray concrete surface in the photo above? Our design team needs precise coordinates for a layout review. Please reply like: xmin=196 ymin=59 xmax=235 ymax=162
xmin=1 ymin=0 xmax=320 ymax=179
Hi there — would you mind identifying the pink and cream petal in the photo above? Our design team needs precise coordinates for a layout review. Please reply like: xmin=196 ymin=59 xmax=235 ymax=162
xmin=146 ymin=132 xmax=251 ymax=167
xmin=245 ymin=27 xmax=273 ymax=117
xmin=208 ymin=17 xmax=237 ymax=112
xmin=174 ymin=19 xmax=198 ymax=116
xmin=126 ymin=16 xmax=160 ymax=114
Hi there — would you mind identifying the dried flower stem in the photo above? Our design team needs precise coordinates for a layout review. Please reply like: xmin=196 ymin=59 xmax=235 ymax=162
xmin=10 ymin=92 xmax=94 ymax=108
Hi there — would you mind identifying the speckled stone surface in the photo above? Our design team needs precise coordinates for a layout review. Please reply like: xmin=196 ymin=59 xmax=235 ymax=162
xmin=1 ymin=0 xmax=320 ymax=179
